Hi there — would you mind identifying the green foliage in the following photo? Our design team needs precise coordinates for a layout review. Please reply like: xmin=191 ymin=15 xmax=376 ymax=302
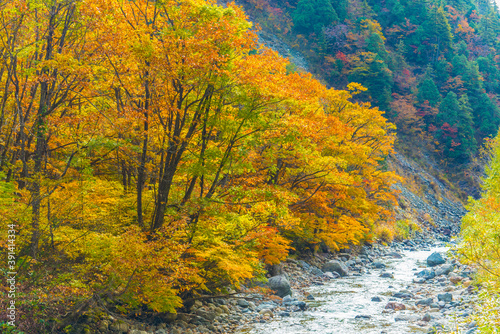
xmin=458 ymin=135 xmax=500 ymax=330
xmin=292 ymin=0 xmax=338 ymax=34
xmin=417 ymin=78 xmax=442 ymax=107
xmin=0 ymin=323 xmax=24 ymax=334
xmin=394 ymin=219 xmax=421 ymax=240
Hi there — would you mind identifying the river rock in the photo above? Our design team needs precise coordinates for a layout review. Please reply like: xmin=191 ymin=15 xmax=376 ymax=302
xmin=372 ymin=261 xmax=386 ymax=269
xmin=268 ymin=275 xmax=292 ymax=297
xmin=259 ymin=309 xmax=274 ymax=317
xmin=380 ymin=272 xmax=394 ymax=278
xmin=322 ymin=260 xmax=349 ymax=277
xmin=449 ymin=273 xmax=463 ymax=284
xmin=195 ymin=309 xmax=215 ymax=321
xmin=110 ymin=322 xmax=129 ymax=333
xmin=338 ymin=253 xmax=351 ymax=261
xmin=422 ymin=313 xmax=432 ymax=322
xmin=435 ymin=264 xmax=454 ymax=276
xmin=310 ymin=267 xmax=324 ymax=276
xmin=395 ymin=315 xmax=417 ymax=321
xmin=237 ymin=299 xmax=250 ymax=308
xmin=323 ymin=271 xmax=339 ymax=279
xmin=296 ymin=301 xmax=308 ymax=310
xmin=387 ymin=252 xmax=403 ymax=259
xmin=257 ymin=302 xmax=278 ymax=311
xmin=438 ymin=293 xmax=453 ymax=303
xmin=416 ymin=298 xmax=433 ymax=306
xmin=416 ymin=269 xmax=435 ymax=280
xmin=385 ymin=302 xmax=406 ymax=311
xmin=98 ymin=320 xmax=109 ymax=332
xmin=298 ymin=260 xmax=311 ymax=270
xmin=427 ymin=252 xmax=446 ymax=267
xmin=393 ymin=291 xmax=413 ymax=299
xmin=355 ymin=315 xmax=371 ymax=320
xmin=371 ymin=296 xmax=382 ymax=302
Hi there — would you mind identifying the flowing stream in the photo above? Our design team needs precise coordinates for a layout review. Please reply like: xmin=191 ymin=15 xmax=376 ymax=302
xmin=238 ymin=246 xmax=449 ymax=334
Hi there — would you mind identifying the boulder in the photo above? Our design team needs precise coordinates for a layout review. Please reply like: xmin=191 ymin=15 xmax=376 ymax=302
xmin=372 ymin=261 xmax=386 ymax=269
xmin=427 ymin=252 xmax=446 ymax=267
xmin=268 ymin=275 xmax=292 ymax=297
xmin=322 ymin=260 xmax=349 ymax=277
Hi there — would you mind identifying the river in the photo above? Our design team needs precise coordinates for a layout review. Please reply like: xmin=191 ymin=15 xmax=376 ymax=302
xmin=237 ymin=246 xmax=456 ymax=334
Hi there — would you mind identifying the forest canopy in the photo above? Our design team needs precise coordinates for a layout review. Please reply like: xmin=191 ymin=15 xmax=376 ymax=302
xmin=0 ymin=0 xmax=397 ymax=330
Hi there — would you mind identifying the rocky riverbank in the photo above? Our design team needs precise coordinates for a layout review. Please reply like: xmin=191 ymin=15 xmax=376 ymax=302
xmin=90 ymin=235 xmax=478 ymax=334
xmin=235 ymin=239 xmax=479 ymax=334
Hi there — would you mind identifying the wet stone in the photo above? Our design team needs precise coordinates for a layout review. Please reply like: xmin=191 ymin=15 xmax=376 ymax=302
xmin=416 ymin=269 xmax=436 ymax=280
xmin=438 ymin=293 xmax=453 ymax=303
xmin=416 ymin=298 xmax=433 ymax=306
xmin=355 ymin=315 xmax=372 ymax=320
xmin=427 ymin=252 xmax=446 ymax=267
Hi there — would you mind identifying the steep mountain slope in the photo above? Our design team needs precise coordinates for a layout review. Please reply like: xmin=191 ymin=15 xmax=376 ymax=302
xmin=237 ymin=0 xmax=500 ymax=186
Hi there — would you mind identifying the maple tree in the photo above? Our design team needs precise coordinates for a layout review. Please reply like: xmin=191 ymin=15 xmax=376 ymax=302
xmin=0 ymin=0 xmax=399 ymax=331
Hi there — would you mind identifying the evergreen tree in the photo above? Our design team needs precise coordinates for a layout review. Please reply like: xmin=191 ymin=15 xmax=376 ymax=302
xmin=417 ymin=78 xmax=442 ymax=107
xmin=293 ymin=0 xmax=339 ymax=34
xmin=456 ymin=94 xmax=477 ymax=158
xmin=425 ymin=6 xmax=454 ymax=61
xmin=366 ymin=32 xmax=389 ymax=60
xmin=331 ymin=0 xmax=348 ymax=21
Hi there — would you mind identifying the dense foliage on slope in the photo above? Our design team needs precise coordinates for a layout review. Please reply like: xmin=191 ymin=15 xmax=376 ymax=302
xmin=240 ymin=0 xmax=500 ymax=165
xmin=0 ymin=0 xmax=398 ymax=330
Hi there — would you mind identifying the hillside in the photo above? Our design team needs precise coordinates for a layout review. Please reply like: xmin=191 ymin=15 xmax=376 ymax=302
xmin=238 ymin=0 xmax=500 ymax=196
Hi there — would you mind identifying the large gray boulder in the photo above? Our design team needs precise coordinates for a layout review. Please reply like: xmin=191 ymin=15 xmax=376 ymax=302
xmin=268 ymin=275 xmax=292 ymax=297
xmin=427 ymin=252 xmax=446 ymax=267
xmin=322 ymin=260 xmax=349 ymax=277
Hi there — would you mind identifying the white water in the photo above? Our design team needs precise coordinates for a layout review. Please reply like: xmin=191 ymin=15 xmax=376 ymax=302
xmin=239 ymin=246 xmax=449 ymax=334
